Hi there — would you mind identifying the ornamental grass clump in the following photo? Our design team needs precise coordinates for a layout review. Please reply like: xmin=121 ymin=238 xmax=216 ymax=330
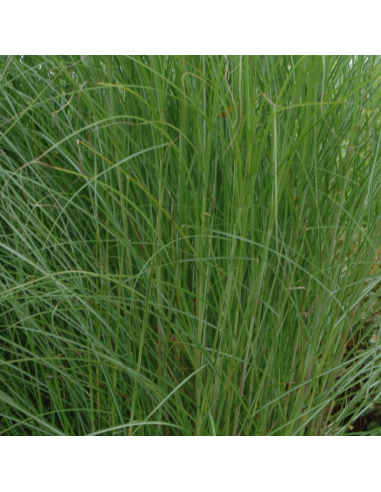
xmin=0 ymin=55 xmax=381 ymax=435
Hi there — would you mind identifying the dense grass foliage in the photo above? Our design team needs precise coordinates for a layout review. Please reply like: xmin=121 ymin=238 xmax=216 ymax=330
xmin=1 ymin=55 xmax=381 ymax=435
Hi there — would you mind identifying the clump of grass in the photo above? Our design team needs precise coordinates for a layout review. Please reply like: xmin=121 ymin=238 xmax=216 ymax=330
xmin=1 ymin=55 xmax=381 ymax=435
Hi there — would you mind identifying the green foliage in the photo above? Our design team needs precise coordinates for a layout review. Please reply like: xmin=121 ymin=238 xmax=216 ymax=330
xmin=1 ymin=55 xmax=381 ymax=435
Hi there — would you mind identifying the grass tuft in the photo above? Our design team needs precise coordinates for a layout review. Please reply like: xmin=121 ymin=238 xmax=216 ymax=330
xmin=1 ymin=55 xmax=381 ymax=435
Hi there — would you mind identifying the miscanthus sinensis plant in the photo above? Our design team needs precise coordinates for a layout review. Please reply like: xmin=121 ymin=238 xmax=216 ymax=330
xmin=1 ymin=55 xmax=381 ymax=435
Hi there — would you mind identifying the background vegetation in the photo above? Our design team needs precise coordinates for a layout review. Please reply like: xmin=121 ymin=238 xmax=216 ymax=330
xmin=1 ymin=55 xmax=381 ymax=435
